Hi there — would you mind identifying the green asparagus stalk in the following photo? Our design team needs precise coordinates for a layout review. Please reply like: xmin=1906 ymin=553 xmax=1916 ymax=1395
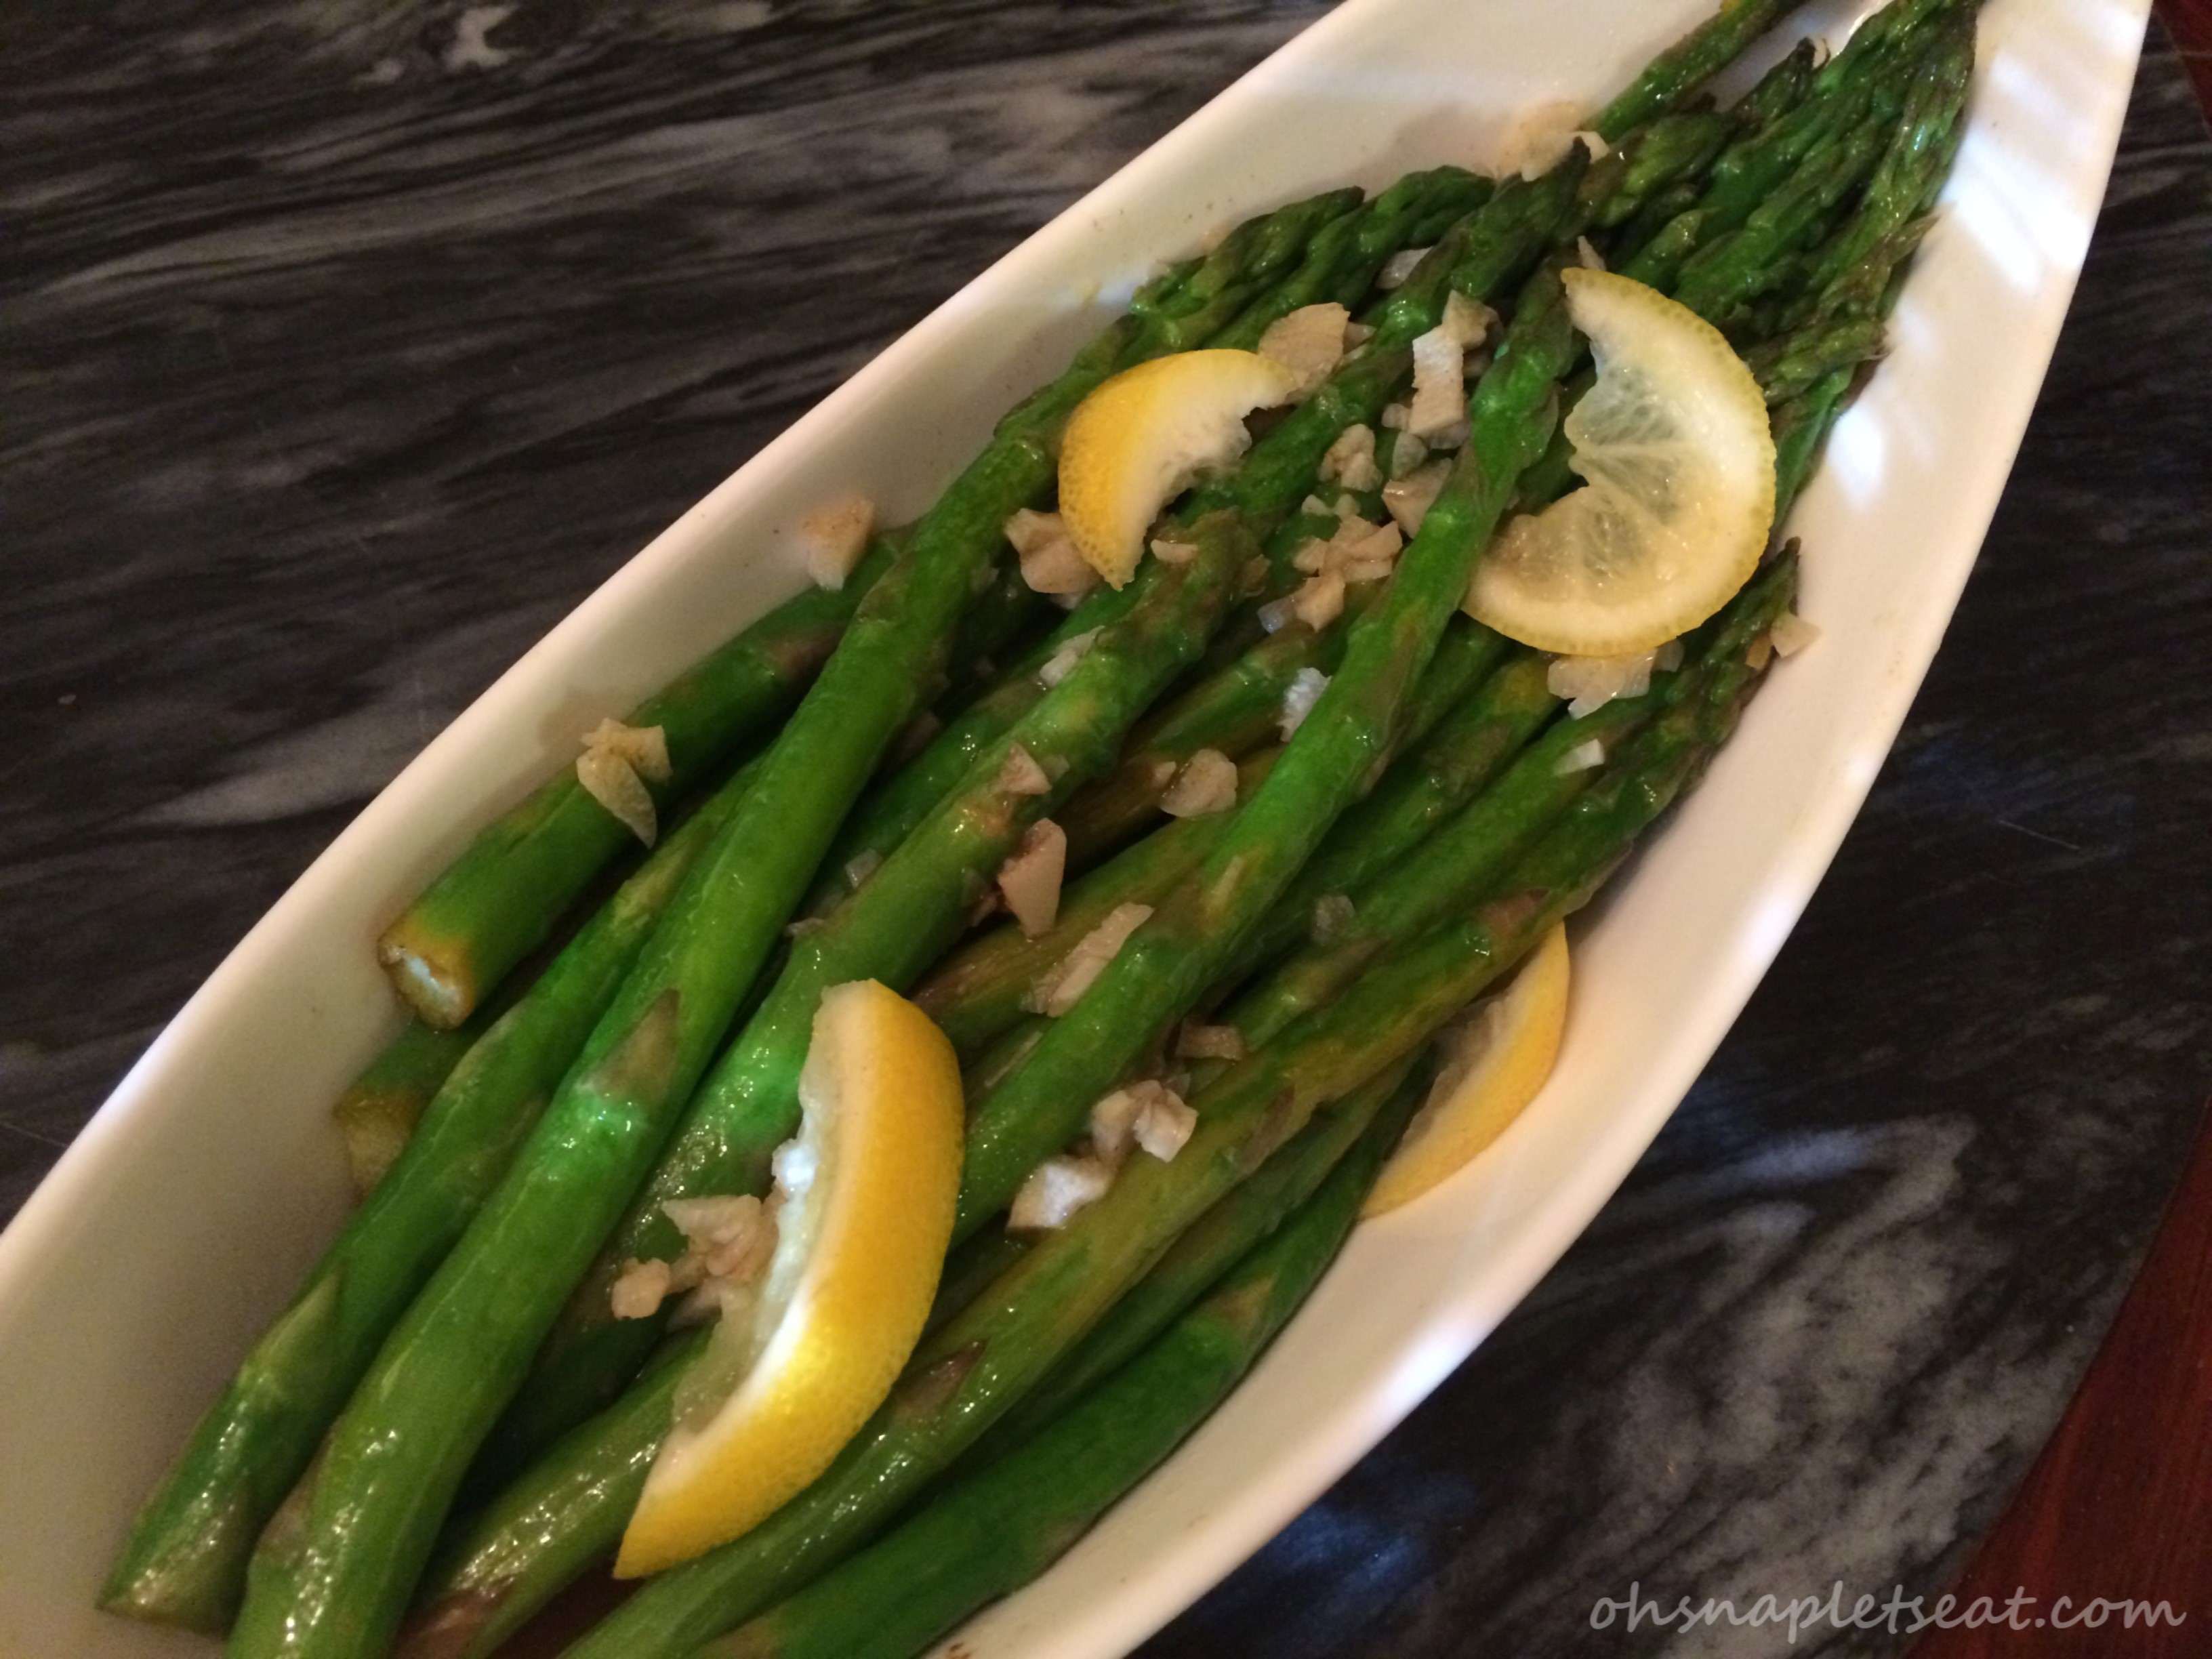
xmin=952 ymin=258 xmax=1581 ymax=1240
xmin=987 ymin=1063 xmax=1419 ymax=1454
xmin=482 ymin=516 xmax=1251 ymax=1473
xmin=102 ymin=761 xmax=756 ymax=1635
xmin=331 ymin=1010 xmax=501 ymax=1197
xmin=396 ymin=1328 xmax=709 ymax=1659
xmin=1591 ymin=0 xmax=1799 ymax=140
xmin=374 ymin=545 xmax=895 ymax=1031
xmin=693 ymin=1065 xmax=1428 ymax=1659
xmin=1208 ymin=646 xmax=1559 ymax=994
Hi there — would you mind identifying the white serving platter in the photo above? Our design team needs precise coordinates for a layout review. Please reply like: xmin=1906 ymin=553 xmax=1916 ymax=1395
xmin=0 ymin=0 xmax=2148 ymax=1653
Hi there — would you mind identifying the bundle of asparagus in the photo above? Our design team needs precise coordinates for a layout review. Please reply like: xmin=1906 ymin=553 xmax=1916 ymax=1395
xmin=100 ymin=1 xmax=1979 ymax=1654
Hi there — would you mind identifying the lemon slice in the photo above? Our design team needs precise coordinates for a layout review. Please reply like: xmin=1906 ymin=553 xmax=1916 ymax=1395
xmin=1465 ymin=269 xmax=1775 ymax=656
xmin=615 ymin=981 xmax=963 ymax=1577
xmin=1364 ymin=923 xmax=1569 ymax=1216
xmin=1058 ymin=348 xmax=1298 ymax=588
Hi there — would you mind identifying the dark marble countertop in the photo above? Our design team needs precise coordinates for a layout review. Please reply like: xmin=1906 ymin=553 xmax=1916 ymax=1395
xmin=5 ymin=4 xmax=2209 ymax=1655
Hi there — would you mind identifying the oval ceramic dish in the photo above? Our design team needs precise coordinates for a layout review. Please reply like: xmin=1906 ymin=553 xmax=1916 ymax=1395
xmin=0 ymin=0 xmax=2149 ymax=1653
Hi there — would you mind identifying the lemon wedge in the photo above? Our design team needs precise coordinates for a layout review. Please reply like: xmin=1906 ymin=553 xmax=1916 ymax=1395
xmin=1058 ymin=348 xmax=1298 ymax=588
xmin=615 ymin=981 xmax=963 ymax=1576
xmin=1465 ymin=269 xmax=1774 ymax=656
xmin=1364 ymin=922 xmax=1569 ymax=1216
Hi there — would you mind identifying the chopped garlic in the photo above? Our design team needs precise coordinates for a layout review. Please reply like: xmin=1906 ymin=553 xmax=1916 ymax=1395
xmin=1746 ymin=634 xmax=1776 ymax=670
xmin=1574 ymin=128 xmax=1611 ymax=162
xmin=1548 ymin=649 xmax=1656 ymax=716
xmin=1088 ymin=1086 xmax=1148 ymax=1164
xmin=1132 ymin=1089 xmax=1197 ymax=1162
xmin=1029 ymin=902 xmax=1154 ymax=1016
xmin=798 ymin=494 xmax=875 ymax=590
xmin=1380 ymin=402 xmax=1411 ymax=431
xmin=1576 ymin=235 xmax=1607 ymax=272
xmin=1654 ymin=638 xmax=1685 ymax=672
xmin=1383 ymin=459 xmax=1453 ymax=536
xmin=583 ymin=718 xmax=671 ymax=783
xmin=1256 ymin=302 xmax=1352 ymax=398
xmin=1343 ymin=321 xmax=1376 ymax=348
xmin=610 ymin=1258 xmax=673 ymax=1320
xmin=1292 ymin=571 xmax=1347 ymax=630
xmin=996 ymin=743 xmax=1051 ymax=797
xmin=1554 ymin=737 xmax=1607 ymax=775
xmin=1256 ymin=595 xmax=1297 ymax=634
xmin=1300 ymin=493 xmax=1336 ymax=518
xmin=1504 ymin=99 xmax=1588 ymax=181
xmin=1038 ymin=628 xmax=1101 ymax=689
xmin=1149 ymin=537 xmax=1200 ymax=566
xmin=663 ymin=1193 xmax=776 ymax=1281
xmin=1160 ymin=748 xmax=1238 ymax=817
xmin=1769 ymin=612 xmax=1822 ymax=657
xmin=1008 ymin=1155 xmax=1113 ymax=1231
xmin=1311 ymin=891 xmax=1355 ymax=941
xmin=997 ymin=819 xmax=1067 ymax=937
xmin=577 ymin=744 xmax=661 ymax=848
xmin=1176 ymin=1022 xmax=1245 ymax=1061
xmin=1387 ymin=429 xmax=1431 ymax=480
xmin=1006 ymin=508 xmax=1098 ymax=597
xmin=1319 ymin=423 xmax=1382 ymax=492
xmin=1279 ymin=667 xmax=1330 ymax=739
xmin=1376 ymin=246 xmax=1431 ymax=290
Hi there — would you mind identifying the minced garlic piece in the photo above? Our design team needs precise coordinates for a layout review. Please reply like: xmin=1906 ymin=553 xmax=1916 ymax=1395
xmin=577 ymin=718 xmax=672 ymax=846
xmin=1319 ymin=423 xmax=1383 ymax=492
xmin=1160 ymin=748 xmax=1238 ymax=817
xmin=1175 ymin=1022 xmax=1245 ymax=1061
xmin=1292 ymin=571 xmax=1347 ymax=630
xmin=997 ymin=819 xmax=1067 ymax=938
xmin=1029 ymin=902 xmax=1153 ymax=1016
xmin=1279 ymin=667 xmax=1330 ymax=739
xmin=1038 ymin=628 xmax=1101 ymax=689
xmin=1257 ymin=302 xmax=1352 ymax=398
xmin=996 ymin=743 xmax=1052 ymax=797
xmin=1008 ymin=1155 xmax=1114 ymax=1231
xmin=798 ymin=494 xmax=875 ymax=590
xmin=1005 ymin=508 xmax=1098 ymax=596
xmin=1383 ymin=460 xmax=1453 ymax=536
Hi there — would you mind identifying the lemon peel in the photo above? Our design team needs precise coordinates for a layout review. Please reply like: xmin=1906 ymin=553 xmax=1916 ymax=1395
xmin=1058 ymin=349 xmax=1298 ymax=588
xmin=1364 ymin=922 xmax=1570 ymax=1216
xmin=1465 ymin=269 xmax=1774 ymax=656
xmin=614 ymin=980 xmax=963 ymax=1576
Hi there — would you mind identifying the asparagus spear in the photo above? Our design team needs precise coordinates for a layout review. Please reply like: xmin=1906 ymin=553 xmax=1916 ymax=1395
xmin=331 ymin=1009 xmax=501 ymax=1197
xmin=102 ymin=761 xmax=756 ymax=1635
xmin=375 ymin=544 xmax=893 ymax=1031
xmin=693 ymin=1065 xmax=1428 ymax=1659
xmin=484 ymin=514 xmax=1250 ymax=1470
xmin=953 ymin=257 xmax=1582 ymax=1239
xmin=986 ymin=1063 xmax=1419 ymax=1454
xmin=1591 ymin=0 xmax=1799 ymax=140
